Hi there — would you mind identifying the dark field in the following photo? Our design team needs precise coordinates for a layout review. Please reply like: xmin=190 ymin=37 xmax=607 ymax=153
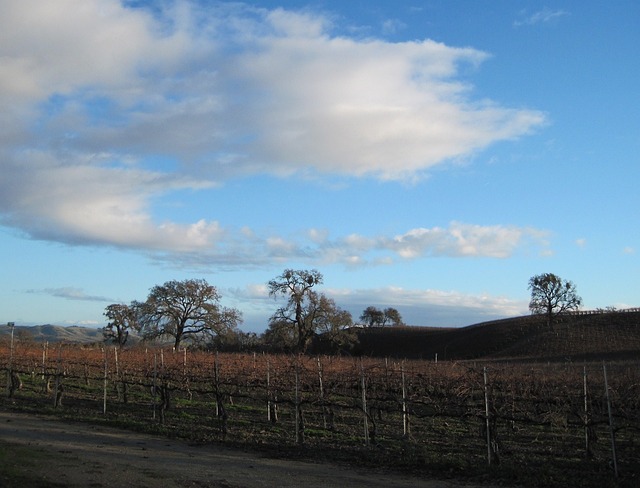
xmin=2 ymin=339 xmax=639 ymax=488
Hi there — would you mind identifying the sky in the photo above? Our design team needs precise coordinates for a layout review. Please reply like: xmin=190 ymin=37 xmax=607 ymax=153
xmin=1 ymin=0 xmax=638 ymax=333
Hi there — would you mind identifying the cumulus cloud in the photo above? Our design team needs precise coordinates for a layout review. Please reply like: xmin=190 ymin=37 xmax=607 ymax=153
xmin=1 ymin=150 xmax=219 ymax=251
xmin=0 ymin=0 xmax=546 ymax=261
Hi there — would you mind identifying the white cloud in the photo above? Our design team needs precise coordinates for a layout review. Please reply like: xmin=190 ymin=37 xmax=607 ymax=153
xmin=376 ymin=222 xmax=548 ymax=260
xmin=28 ymin=287 xmax=113 ymax=303
xmin=237 ymin=36 xmax=544 ymax=179
xmin=228 ymin=283 xmax=528 ymax=329
xmin=148 ymin=221 xmax=549 ymax=272
xmin=0 ymin=0 xmax=547 ymax=261
xmin=327 ymin=286 xmax=528 ymax=326
xmin=1 ymin=0 xmax=544 ymax=175
xmin=1 ymin=150 xmax=219 ymax=251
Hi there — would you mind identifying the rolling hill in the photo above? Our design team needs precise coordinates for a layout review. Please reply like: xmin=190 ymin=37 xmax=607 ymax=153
xmin=353 ymin=309 xmax=640 ymax=361
xmin=2 ymin=309 xmax=639 ymax=362
xmin=0 ymin=324 xmax=104 ymax=344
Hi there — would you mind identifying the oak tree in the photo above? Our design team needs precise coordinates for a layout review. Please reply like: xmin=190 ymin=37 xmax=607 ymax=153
xmin=137 ymin=279 xmax=242 ymax=349
xmin=382 ymin=307 xmax=404 ymax=327
xmin=360 ymin=306 xmax=404 ymax=327
xmin=528 ymin=273 xmax=582 ymax=326
xmin=103 ymin=303 xmax=137 ymax=348
xmin=267 ymin=269 xmax=323 ymax=352
xmin=311 ymin=293 xmax=356 ymax=352
xmin=360 ymin=306 xmax=384 ymax=327
xmin=267 ymin=289 xmax=354 ymax=353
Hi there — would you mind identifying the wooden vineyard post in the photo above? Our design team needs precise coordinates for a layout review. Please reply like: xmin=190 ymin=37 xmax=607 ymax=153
xmin=152 ymin=353 xmax=157 ymax=421
xmin=583 ymin=366 xmax=591 ymax=458
xmin=159 ymin=349 xmax=166 ymax=424
xmin=6 ymin=322 xmax=14 ymax=398
xmin=294 ymin=364 xmax=299 ymax=443
xmin=53 ymin=344 xmax=62 ymax=408
xmin=214 ymin=351 xmax=220 ymax=417
xmin=603 ymin=363 xmax=619 ymax=479
xmin=483 ymin=367 xmax=492 ymax=466
xmin=294 ymin=361 xmax=303 ymax=445
xmin=401 ymin=362 xmax=409 ymax=438
xmin=361 ymin=361 xmax=369 ymax=447
xmin=102 ymin=348 xmax=108 ymax=415
xmin=114 ymin=346 xmax=123 ymax=403
xmin=41 ymin=341 xmax=48 ymax=393
xmin=266 ymin=357 xmax=271 ymax=422
xmin=183 ymin=348 xmax=187 ymax=373
xmin=317 ymin=357 xmax=326 ymax=429
xmin=213 ymin=351 xmax=228 ymax=437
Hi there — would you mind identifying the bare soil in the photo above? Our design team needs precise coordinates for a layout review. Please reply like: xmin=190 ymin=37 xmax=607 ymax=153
xmin=0 ymin=410 xmax=494 ymax=488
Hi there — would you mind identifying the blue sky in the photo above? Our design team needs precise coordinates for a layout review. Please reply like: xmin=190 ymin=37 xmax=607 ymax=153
xmin=1 ymin=0 xmax=638 ymax=332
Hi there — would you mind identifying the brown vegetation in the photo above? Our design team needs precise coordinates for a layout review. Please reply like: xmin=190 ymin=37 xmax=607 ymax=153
xmin=1 ymin=311 xmax=639 ymax=487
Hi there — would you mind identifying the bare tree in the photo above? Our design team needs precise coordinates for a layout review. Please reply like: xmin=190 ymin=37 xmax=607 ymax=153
xmin=383 ymin=307 xmax=404 ymax=327
xmin=266 ymin=289 xmax=354 ymax=353
xmin=267 ymin=269 xmax=323 ymax=352
xmin=528 ymin=273 xmax=582 ymax=326
xmin=103 ymin=303 xmax=137 ymax=348
xmin=360 ymin=306 xmax=404 ymax=327
xmin=360 ymin=306 xmax=384 ymax=327
xmin=137 ymin=279 xmax=242 ymax=349
xmin=262 ymin=319 xmax=298 ymax=353
xmin=312 ymin=293 xmax=356 ymax=352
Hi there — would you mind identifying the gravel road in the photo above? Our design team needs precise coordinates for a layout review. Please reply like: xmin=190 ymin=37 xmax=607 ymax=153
xmin=0 ymin=410 xmax=493 ymax=488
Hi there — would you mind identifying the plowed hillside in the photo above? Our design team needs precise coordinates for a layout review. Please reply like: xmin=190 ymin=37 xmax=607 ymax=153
xmin=354 ymin=310 xmax=640 ymax=362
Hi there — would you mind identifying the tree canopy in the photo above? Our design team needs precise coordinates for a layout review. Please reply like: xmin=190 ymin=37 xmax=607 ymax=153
xmin=103 ymin=303 xmax=137 ymax=348
xmin=136 ymin=279 xmax=242 ymax=349
xmin=266 ymin=269 xmax=354 ymax=352
xmin=267 ymin=269 xmax=323 ymax=352
xmin=528 ymin=273 xmax=582 ymax=326
xmin=359 ymin=306 xmax=404 ymax=327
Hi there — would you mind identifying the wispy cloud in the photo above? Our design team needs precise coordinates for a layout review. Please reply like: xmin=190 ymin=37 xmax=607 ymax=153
xmin=381 ymin=18 xmax=406 ymax=36
xmin=28 ymin=287 xmax=114 ymax=302
xmin=514 ymin=8 xmax=569 ymax=27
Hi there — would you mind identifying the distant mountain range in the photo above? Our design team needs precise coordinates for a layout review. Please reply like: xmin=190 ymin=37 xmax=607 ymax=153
xmin=0 ymin=324 xmax=105 ymax=344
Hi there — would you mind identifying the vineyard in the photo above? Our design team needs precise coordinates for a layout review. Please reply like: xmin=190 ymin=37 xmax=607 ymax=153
xmin=2 ymin=341 xmax=639 ymax=487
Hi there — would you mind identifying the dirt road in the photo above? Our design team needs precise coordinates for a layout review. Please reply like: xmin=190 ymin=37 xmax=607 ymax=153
xmin=0 ymin=410 xmax=492 ymax=488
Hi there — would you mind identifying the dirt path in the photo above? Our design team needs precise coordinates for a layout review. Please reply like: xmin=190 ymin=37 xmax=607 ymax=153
xmin=0 ymin=410 xmax=498 ymax=488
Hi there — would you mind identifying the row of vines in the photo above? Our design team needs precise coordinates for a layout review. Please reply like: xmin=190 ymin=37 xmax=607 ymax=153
xmin=2 ymin=342 xmax=639 ymax=487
